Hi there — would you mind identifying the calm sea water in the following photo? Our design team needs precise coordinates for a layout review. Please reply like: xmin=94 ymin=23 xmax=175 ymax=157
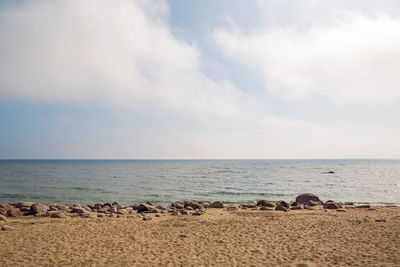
xmin=0 ymin=159 xmax=399 ymax=206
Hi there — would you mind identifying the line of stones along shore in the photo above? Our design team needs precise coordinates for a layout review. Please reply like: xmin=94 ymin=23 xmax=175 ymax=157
xmin=0 ymin=193 xmax=374 ymax=223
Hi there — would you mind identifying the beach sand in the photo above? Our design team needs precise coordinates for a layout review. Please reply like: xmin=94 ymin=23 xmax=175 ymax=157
xmin=1 ymin=206 xmax=399 ymax=266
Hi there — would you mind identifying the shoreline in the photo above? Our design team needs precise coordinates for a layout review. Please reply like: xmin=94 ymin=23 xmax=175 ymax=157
xmin=1 ymin=200 xmax=399 ymax=266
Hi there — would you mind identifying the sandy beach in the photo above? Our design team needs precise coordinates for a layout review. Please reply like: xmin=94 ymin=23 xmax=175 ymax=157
xmin=1 ymin=204 xmax=399 ymax=266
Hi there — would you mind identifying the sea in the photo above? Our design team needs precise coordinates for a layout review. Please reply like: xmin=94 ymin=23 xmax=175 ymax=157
xmin=0 ymin=159 xmax=399 ymax=206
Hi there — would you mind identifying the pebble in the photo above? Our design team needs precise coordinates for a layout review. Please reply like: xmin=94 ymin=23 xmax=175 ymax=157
xmin=143 ymin=214 xmax=152 ymax=221
xmin=1 ymin=225 xmax=13 ymax=231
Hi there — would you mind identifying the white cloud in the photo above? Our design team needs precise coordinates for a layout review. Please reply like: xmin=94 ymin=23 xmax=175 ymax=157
xmin=214 ymin=12 xmax=400 ymax=104
xmin=0 ymin=0 xmax=248 ymax=119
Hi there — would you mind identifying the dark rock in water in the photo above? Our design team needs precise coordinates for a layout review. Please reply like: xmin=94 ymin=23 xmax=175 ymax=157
xmin=323 ymin=201 xmax=342 ymax=209
xmin=321 ymin=171 xmax=335 ymax=174
xmin=0 ymin=203 xmax=13 ymax=211
xmin=7 ymin=208 xmax=23 ymax=217
xmin=138 ymin=203 xmax=156 ymax=213
xmin=296 ymin=193 xmax=321 ymax=204
xmin=30 ymin=203 xmax=49 ymax=214
xmin=276 ymin=201 xmax=289 ymax=209
xmin=275 ymin=205 xmax=288 ymax=212
xmin=257 ymin=200 xmax=274 ymax=207
xmin=210 ymin=201 xmax=224 ymax=208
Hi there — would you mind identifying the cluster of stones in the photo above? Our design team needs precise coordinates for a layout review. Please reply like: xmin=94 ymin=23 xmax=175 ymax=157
xmin=0 ymin=200 xmax=210 ymax=222
xmin=0 ymin=193 xmax=372 ymax=224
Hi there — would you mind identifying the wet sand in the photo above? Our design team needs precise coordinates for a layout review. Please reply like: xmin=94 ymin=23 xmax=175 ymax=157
xmin=1 ymin=206 xmax=399 ymax=266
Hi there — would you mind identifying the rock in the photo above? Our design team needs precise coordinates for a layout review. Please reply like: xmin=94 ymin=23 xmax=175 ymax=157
xmin=156 ymin=206 xmax=165 ymax=210
xmin=1 ymin=225 xmax=13 ymax=231
xmin=304 ymin=200 xmax=322 ymax=206
xmin=344 ymin=202 xmax=354 ymax=205
xmin=295 ymin=193 xmax=321 ymax=204
xmin=138 ymin=203 xmax=156 ymax=213
xmin=130 ymin=204 xmax=139 ymax=210
xmin=210 ymin=201 xmax=224 ymax=208
xmin=30 ymin=203 xmax=49 ymax=214
xmin=356 ymin=205 xmax=371 ymax=209
xmin=180 ymin=210 xmax=189 ymax=215
xmin=275 ymin=205 xmax=288 ymax=212
xmin=276 ymin=201 xmax=289 ymax=209
xmin=14 ymin=202 xmax=34 ymax=208
xmin=171 ymin=202 xmax=185 ymax=209
xmin=0 ymin=214 xmax=7 ymax=221
xmin=0 ymin=203 xmax=13 ymax=211
xmin=55 ymin=204 xmax=68 ymax=211
xmin=198 ymin=201 xmax=209 ymax=208
xmin=109 ymin=207 xmax=118 ymax=213
xmin=183 ymin=201 xmax=193 ymax=208
xmin=323 ymin=201 xmax=342 ymax=209
xmin=50 ymin=212 xmax=66 ymax=218
xmin=336 ymin=209 xmax=346 ymax=212
xmin=227 ymin=204 xmax=240 ymax=211
xmin=143 ymin=214 xmax=152 ymax=220
xmin=244 ymin=202 xmax=257 ymax=208
xmin=191 ymin=203 xmax=204 ymax=210
xmin=34 ymin=212 xmax=47 ymax=217
xmin=7 ymin=208 xmax=23 ymax=217
xmin=0 ymin=208 xmax=7 ymax=216
xmin=192 ymin=211 xmax=202 ymax=216
xmin=117 ymin=209 xmax=129 ymax=215
xmin=171 ymin=210 xmax=181 ymax=216
xmin=70 ymin=206 xmax=89 ymax=214
xmin=257 ymin=200 xmax=274 ymax=207
xmin=290 ymin=205 xmax=303 ymax=210
xmin=186 ymin=206 xmax=194 ymax=210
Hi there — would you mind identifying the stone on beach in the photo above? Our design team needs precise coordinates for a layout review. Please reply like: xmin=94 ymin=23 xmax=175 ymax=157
xmin=0 ymin=214 xmax=7 ymax=221
xmin=171 ymin=202 xmax=185 ymax=209
xmin=14 ymin=202 xmax=34 ymax=208
xmin=1 ymin=225 xmax=13 ymax=231
xmin=210 ymin=201 xmax=224 ymax=208
xmin=143 ymin=214 xmax=153 ymax=220
xmin=295 ymin=193 xmax=321 ymax=204
xmin=0 ymin=203 xmax=13 ymax=211
xmin=7 ymin=208 xmax=23 ymax=217
xmin=257 ymin=200 xmax=274 ymax=207
xmin=276 ymin=201 xmax=289 ymax=209
xmin=0 ymin=208 xmax=7 ymax=216
xmin=323 ymin=201 xmax=342 ymax=209
xmin=30 ymin=203 xmax=49 ymax=214
xmin=138 ymin=203 xmax=156 ymax=213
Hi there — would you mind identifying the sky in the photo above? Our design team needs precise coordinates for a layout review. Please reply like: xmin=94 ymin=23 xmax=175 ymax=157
xmin=0 ymin=0 xmax=399 ymax=159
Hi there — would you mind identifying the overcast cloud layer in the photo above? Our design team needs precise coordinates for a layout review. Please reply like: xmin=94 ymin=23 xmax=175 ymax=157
xmin=0 ymin=0 xmax=399 ymax=159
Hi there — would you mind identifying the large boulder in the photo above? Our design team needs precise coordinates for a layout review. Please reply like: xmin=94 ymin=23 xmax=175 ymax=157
xmin=137 ymin=203 xmax=156 ymax=213
xmin=323 ymin=201 xmax=342 ymax=209
xmin=30 ymin=203 xmax=49 ymax=214
xmin=210 ymin=201 xmax=224 ymax=208
xmin=295 ymin=193 xmax=321 ymax=204
xmin=7 ymin=208 xmax=23 ymax=217
xmin=257 ymin=200 xmax=274 ymax=207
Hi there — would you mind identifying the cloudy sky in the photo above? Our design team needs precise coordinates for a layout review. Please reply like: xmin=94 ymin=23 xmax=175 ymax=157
xmin=0 ymin=0 xmax=399 ymax=159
